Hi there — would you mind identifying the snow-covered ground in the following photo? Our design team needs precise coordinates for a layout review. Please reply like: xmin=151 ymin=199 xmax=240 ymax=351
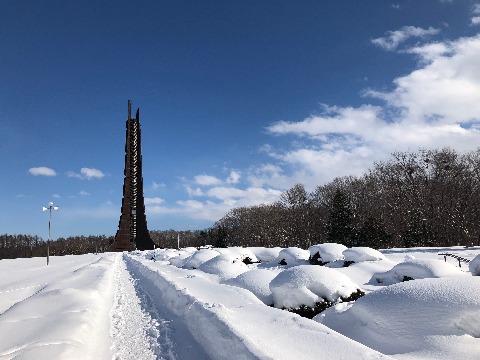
xmin=0 ymin=245 xmax=479 ymax=359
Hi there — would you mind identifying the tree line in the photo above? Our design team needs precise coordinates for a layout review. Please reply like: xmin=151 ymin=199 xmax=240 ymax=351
xmin=210 ymin=148 xmax=480 ymax=249
xmin=0 ymin=234 xmax=113 ymax=260
xmin=0 ymin=231 xmax=213 ymax=260
xmin=4 ymin=147 xmax=480 ymax=259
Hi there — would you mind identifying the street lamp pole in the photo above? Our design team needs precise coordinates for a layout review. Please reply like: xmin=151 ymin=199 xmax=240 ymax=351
xmin=43 ymin=202 xmax=59 ymax=265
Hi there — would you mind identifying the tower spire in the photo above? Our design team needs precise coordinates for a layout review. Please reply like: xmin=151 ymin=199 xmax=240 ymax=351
xmin=109 ymin=101 xmax=155 ymax=251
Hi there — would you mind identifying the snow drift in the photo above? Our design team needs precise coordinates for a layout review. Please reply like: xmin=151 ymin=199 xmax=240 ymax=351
xmin=317 ymin=276 xmax=480 ymax=360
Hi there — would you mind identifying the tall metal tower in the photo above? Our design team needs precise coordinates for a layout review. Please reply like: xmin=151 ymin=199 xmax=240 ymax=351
xmin=109 ymin=100 xmax=155 ymax=251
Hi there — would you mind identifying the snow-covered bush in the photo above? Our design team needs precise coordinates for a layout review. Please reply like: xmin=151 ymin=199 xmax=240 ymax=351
xmin=317 ymin=277 xmax=480 ymax=357
xmin=269 ymin=265 xmax=364 ymax=318
xmin=182 ymin=249 xmax=219 ymax=269
xmin=168 ymin=253 xmax=192 ymax=267
xmin=154 ymin=248 xmax=179 ymax=261
xmin=143 ymin=250 xmax=157 ymax=260
xmin=224 ymin=269 xmax=280 ymax=305
xmin=308 ymin=243 xmax=347 ymax=265
xmin=372 ymin=259 xmax=467 ymax=285
xmin=275 ymin=247 xmax=310 ymax=266
xmin=214 ymin=247 xmax=259 ymax=264
xmin=469 ymin=254 xmax=480 ymax=275
xmin=248 ymin=247 xmax=282 ymax=263
xmin=342 ymin=247 xmax=386 ymax=266
xmin=197 ymin=254 xmax=249 ymax=281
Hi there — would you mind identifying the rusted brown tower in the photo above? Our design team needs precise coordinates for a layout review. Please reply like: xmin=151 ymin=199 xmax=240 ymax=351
xmin=109 ymin=100 xmax=155 ymax=251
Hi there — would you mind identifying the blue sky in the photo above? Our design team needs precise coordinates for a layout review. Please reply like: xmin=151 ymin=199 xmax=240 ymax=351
xmin=2 ymin=0 xmax=480 ymax=238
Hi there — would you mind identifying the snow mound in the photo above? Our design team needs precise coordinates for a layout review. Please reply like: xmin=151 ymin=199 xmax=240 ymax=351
xmin=248 ymin=247 xmax=282 ymax=262
xmin=182 ymin=249 xmax=220 ymax=269
xmin=154 ymin=248 xmax=185 ymax=261
xmin=317 ymin=277 xmax=480 ymax=358
xmin=275 ymin=247 xmax=310 ymax=266
xmin=214 ymin=247 xmax=259 ymax=264
xmin=269 ymin=265 xmax=362 ymax=309
xmin=308 ymin=243 xmax=347 ymax=263
xmin=372 ymin=258 xmax=467 ymax=284
xmin=224 ymin=269 xmax=280 ymax=305
xmin=343 ymin=247 xmax=386 ymax=262
xmin=469 ymin=254 xmax=480 ymax=275
xmin=166 ymin=248 xmax=197 ymax=267
xmin=143 ymin=250 xmax=157 ymax=260
xmin=197 ymin=254 xmax=250 ymax=281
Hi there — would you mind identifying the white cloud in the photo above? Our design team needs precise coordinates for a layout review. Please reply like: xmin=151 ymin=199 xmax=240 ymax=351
xmin=207 ymin=187 xmax=246 ymax=200
xmin=52 ymin=194 xmax=61 ymax=198
xmin=144 ymin=197 xmax=164 ymax=205
xmin=28 ymin=167 xmax=56 ymax=176
xmin=194 ymin=174 xmax=222 ymax=186
xmin=147 ymin=183 xmax=283 ymax=222
xmin=247 ymin=163 xmax=288 ymax=188
xmin=371 ymin=34 xmax=480 ymax=123
xmin=67 ymin=167 xmax=105 ymax=180
xmin=79 ymin=190 xmax=90 ymax=196
xmin=267 ymin=105 xmax=383 ymax=140
xmin=147 ymin=200 xmax=223 ymax=222
xmin=226 ymin=170 xmax=241 ymax=184
xmin=167 ymin=186 xmax=282 ymax=222
xmin=175 ymin=200 xmax=228 ymax=221
xmin=473 ymin=4 xmax=480 ymax=25
xmin=372 ymin=26 xmax=440 ymax=51
xmin=185 ymin=186 xmax=205 ymax=196
xmin=406 ymin=42 xmax=450 ymax=62
xmin=257 ymin=33 xmax=480 ymax=191
xmin=152 ymin=181 xmax=165 ymax=190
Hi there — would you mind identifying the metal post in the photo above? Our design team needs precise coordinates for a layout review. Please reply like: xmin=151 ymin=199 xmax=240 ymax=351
xmin=47 ymin=208 xmax=51 ymax=265
xmin=43 ymin=202 xmax=59 ymax=265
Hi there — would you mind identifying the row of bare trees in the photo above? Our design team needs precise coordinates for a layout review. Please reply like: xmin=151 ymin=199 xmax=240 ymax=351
xmin=0 ymin=231 xmax=212 ymax=260
xmin=4 ymin=148 xmax=480 ymax=256
xmin=150 ymin=230 xmax=210 ymax=249
xmin=0 ymin=234 xmax=113 ymax=260
xmin=212 ymin=148 xmax=480 ymax=249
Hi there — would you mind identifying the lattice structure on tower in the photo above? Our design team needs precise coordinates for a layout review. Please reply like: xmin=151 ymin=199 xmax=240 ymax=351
xmin=109 ymin=100 xmax=155 ymax=251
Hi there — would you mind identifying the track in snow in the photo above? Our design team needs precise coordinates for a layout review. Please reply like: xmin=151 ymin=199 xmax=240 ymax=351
xmin=110 ymin=254 xmax=209 ymax=360
xmin=110 ymin=253 xmax=163 ymax=359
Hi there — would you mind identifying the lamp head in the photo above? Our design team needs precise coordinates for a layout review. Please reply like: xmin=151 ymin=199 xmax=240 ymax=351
xmin=48 ymin=202 xmax=54 ymax=206
xmin=53 ymin=206 xmax=59 ymax=211
xmin=42 ymin=207 xmax=48 ymax=211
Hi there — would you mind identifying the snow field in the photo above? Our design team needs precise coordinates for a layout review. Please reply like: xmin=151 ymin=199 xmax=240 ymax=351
xmin=1 ymin=245 xmax=479 ymax=359
xmin=0 ymin=254 xmax=115 ymax=359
